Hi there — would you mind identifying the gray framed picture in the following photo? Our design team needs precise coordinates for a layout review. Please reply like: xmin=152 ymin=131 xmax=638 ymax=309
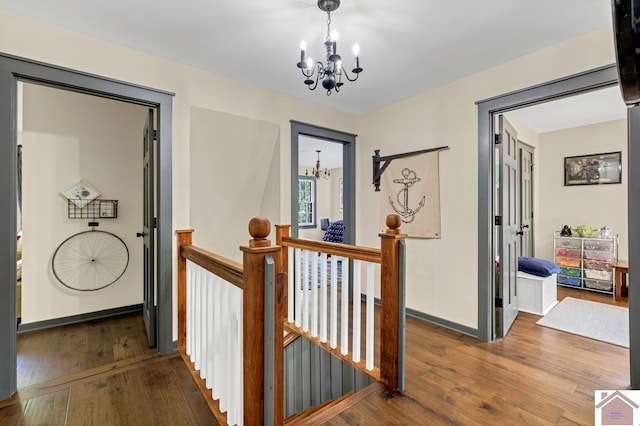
xmin=564 ymin=151 xmax=622 ymax=186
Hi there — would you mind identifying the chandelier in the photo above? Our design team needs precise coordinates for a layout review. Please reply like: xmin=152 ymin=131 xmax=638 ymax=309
xmin=306 ymin=150 xmax=331 ymax=179
xmin=297 ymin=0 xmax=363 ymax=95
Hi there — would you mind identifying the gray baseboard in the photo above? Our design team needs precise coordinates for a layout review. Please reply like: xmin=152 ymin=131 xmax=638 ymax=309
xmin=405 ymin=307 xmax=478 ymax=338
xmin=17 ymin=304 xmax=143 ymax=334
xmin=360 ymin=294 xmax=478 ymax=338
xmin=173 ymin=340 xmax=178 ymax=351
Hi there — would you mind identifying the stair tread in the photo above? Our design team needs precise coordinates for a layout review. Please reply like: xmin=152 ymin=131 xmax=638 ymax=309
xmin=286 ymin=383 xmax=382 ymax=425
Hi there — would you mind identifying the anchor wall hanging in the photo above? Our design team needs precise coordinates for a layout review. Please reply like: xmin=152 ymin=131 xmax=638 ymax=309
xmin=373 ymin=146 xmax=449 ymax=238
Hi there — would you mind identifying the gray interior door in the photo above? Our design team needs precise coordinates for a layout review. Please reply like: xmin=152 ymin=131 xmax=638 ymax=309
xmin=518 ymin=143 xmax=534 ymax=258
xmin=142 ymin=108 xmax=156 ymax=347
xmin=498 ymin=115 xmax=519 ymax=337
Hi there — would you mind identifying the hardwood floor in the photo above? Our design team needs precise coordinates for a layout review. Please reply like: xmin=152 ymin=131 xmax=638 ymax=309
xmin=0 ymin=313 xmax=217 ymax=425
xmin=323 ymin=286 xmax=630 ymax=425
xmin=3 ymin=287 xmax=627 ymax=425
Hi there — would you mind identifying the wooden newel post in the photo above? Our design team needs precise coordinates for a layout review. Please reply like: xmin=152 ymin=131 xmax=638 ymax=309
xmin=379 ymin=214 xmax=407 ymax=391
xmin=275 ymin=224 xmax=291 ymax=314
xmin=241 ymin=217 xmax=282 ymax=426
xmin=176 ymin=229 xmax=194 ymax=352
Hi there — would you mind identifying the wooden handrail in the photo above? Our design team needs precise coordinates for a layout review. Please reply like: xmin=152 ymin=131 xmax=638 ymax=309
xmin=281 ymin=236 xmax=382 ymax=264
xmin=180 ymin=244 xmax=244 ymax=289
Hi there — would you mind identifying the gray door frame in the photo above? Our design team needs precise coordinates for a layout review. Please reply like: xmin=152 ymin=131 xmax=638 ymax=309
xmin=290 ymin=121 xmax=356 ymax=244
xmin=477 ymin=64 xmax=619 ymax=342
xmin=0 ymin=53 xmax=174 ymax=400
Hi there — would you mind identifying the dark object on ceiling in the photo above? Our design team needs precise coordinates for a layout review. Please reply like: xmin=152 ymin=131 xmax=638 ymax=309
xmin=612 ymin=0 xmax=640 ymax=105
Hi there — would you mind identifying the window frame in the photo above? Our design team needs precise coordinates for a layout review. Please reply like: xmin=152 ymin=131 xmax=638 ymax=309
xmin=298 ymin=175 xmax=317 ymax=228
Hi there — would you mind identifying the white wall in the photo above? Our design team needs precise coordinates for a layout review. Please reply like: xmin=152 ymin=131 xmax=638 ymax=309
xmin=189 ymin=108 xmax=280 ymax=257
xmin=0 ymin=8 xmax=358 ymax=337
xmin=330 ymin=167 xmax=344 ymax=221
xmin=1 ymin=8 xmax=618 ymax=332
xmin=356 ymin=28 xmax=615 ymax=329
xmin=21 ymin=84 xmax=146 ymax=324
xmin=537 ymin=119 xmax=628 ymax=261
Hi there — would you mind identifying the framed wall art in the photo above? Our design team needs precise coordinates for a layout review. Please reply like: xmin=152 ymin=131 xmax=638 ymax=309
xmin=564 ymin=151 xmax=622 ymax=186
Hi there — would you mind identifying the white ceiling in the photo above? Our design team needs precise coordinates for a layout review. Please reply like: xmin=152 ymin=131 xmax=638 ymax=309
xmin=0 ymin=0 xmax=613 ymax=114
xmin=299 ymin=135 xmax=343 ymax=168
xmin=505 ymin=86 xmax=628 ymax=134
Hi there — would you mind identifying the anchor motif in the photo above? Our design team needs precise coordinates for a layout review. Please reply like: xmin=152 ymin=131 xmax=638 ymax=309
xmin=388 ymin=168 xmax=425 ymax=223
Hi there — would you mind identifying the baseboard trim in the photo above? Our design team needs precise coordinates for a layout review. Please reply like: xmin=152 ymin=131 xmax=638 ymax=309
xmin=360 ymin=294 xmax=478 ymax=338
xmin=172 ymin=340 xmax=178 ymax=351
xmin=405 ymin=307 xmax=478 ymax=338
xmin=17 ymin=304 xmax=143 ymax=334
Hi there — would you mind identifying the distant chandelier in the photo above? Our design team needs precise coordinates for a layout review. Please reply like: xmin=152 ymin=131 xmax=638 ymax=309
xmin=297 ymin=0 xmax=363 ymax=95
xmin=306 ymin=150 xmax=331 ymax=179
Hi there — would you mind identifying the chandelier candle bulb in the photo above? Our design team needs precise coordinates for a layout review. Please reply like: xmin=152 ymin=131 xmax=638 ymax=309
xmin=300 ymin=40 xmax=306 ymax=64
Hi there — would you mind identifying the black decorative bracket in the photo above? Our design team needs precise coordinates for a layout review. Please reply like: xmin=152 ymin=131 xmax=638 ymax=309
xmin=372 ymin=146 xmax=450 ymax=191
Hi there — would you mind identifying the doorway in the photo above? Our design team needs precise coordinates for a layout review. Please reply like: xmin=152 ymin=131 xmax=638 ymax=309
xmin=290 ymin=121 xmax=356 ymax=243
xmin=0 ymin=53 xmax=174 ymax=401
xmin=477 ymin=65 xmax=620 ymax=341
xmin=477 ymin=64 xmax=640 ymax=387
xmin=297 ymin=136 xmax=344 ymax=242
xmin=17 ymin=82 xmax=147 ymax=337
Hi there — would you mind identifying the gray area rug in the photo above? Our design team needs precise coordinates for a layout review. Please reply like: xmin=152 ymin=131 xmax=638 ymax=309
xmin=536 ymin=297 xmax=629 ymax=348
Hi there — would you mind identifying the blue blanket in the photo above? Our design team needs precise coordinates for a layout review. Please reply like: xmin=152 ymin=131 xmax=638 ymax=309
xmin=518 ymin=256 xmax=561 ymax=278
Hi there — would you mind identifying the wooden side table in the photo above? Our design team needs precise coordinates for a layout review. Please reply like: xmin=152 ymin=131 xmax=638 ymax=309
xmin=614 ymin=260 xmax=629 ymax=302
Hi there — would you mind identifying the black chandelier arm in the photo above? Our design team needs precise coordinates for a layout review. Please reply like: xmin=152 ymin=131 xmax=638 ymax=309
xmin=306 ymin=66 xmax=323 ymax=91
xmin=300 ymin=62 xmax=325 ymax=79
xmin=339 ymin=67 xmax=361 ymax=82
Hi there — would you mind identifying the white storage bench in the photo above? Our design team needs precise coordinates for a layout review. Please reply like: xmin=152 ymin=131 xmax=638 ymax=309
xmin=517 ymin=271 xmax=558 ymax=315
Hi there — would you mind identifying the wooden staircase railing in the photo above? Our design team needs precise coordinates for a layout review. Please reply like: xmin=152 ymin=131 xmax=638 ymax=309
xmin=176 ymin=214 xmax=406 ymax=425
xmin=276 ymin=214 xmax=407 ymax=392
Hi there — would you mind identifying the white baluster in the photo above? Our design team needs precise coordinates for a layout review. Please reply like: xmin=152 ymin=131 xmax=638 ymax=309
xmin=200 ymin=267 xmax=207 ymax=377
xmin=224 ymin=284 xmax=233 ymax=417
xmin=352 ymin=260 xmax=361 ymax=362
xmin=236 ymin=287 xmax=244 ymax=426
xmin=320 ymin=252 xmax=328 ymax=343
xmin=311 ymin=251 xmax=318 ymax=337
xmin=303 ymin=249 xmax=310 ymax=332
xmin=288 ymin=247 xmax=294 ymax=323
xmin=366 ymin=262 xmax=375 ymax=370
xmin=206 ymin=274 xmax=214 ymax=389
xmin=212 ymin=275 xmax=221 ymax=401
xmin=186 ymin=261 xmax=192 ymax=356
xmin=330 ymin=255 xmax=338 ymax=349
xmin=201 ymin=272 xmax=210 ymax=382
xmin=194 ymin=265 xmax=201 ymax=370
xmin=295 ymin=248 xmax=302 ymax=327
xmin=341 ymin=259 xmax=349 ymax=355
xmin=219 ymin=283 xmax=229 ymax=413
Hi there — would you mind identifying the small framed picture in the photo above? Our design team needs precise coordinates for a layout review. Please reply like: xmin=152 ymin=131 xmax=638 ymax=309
xmin=62 ymin=180 xmax=101 ymax=207
xmin=564 ymin=151 xmax=622 ymax=186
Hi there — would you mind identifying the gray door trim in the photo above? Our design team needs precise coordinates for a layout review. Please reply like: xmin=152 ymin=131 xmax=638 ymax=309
xmin=628 ymin=106 xmax=640 ymax=388
xmin=476 ymin=64 xmax=618 ymax=343
xmin=0 ymin=52 xmax=174 ymax=400
xmin=290 ymin=121 xmax=356 ymax=244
